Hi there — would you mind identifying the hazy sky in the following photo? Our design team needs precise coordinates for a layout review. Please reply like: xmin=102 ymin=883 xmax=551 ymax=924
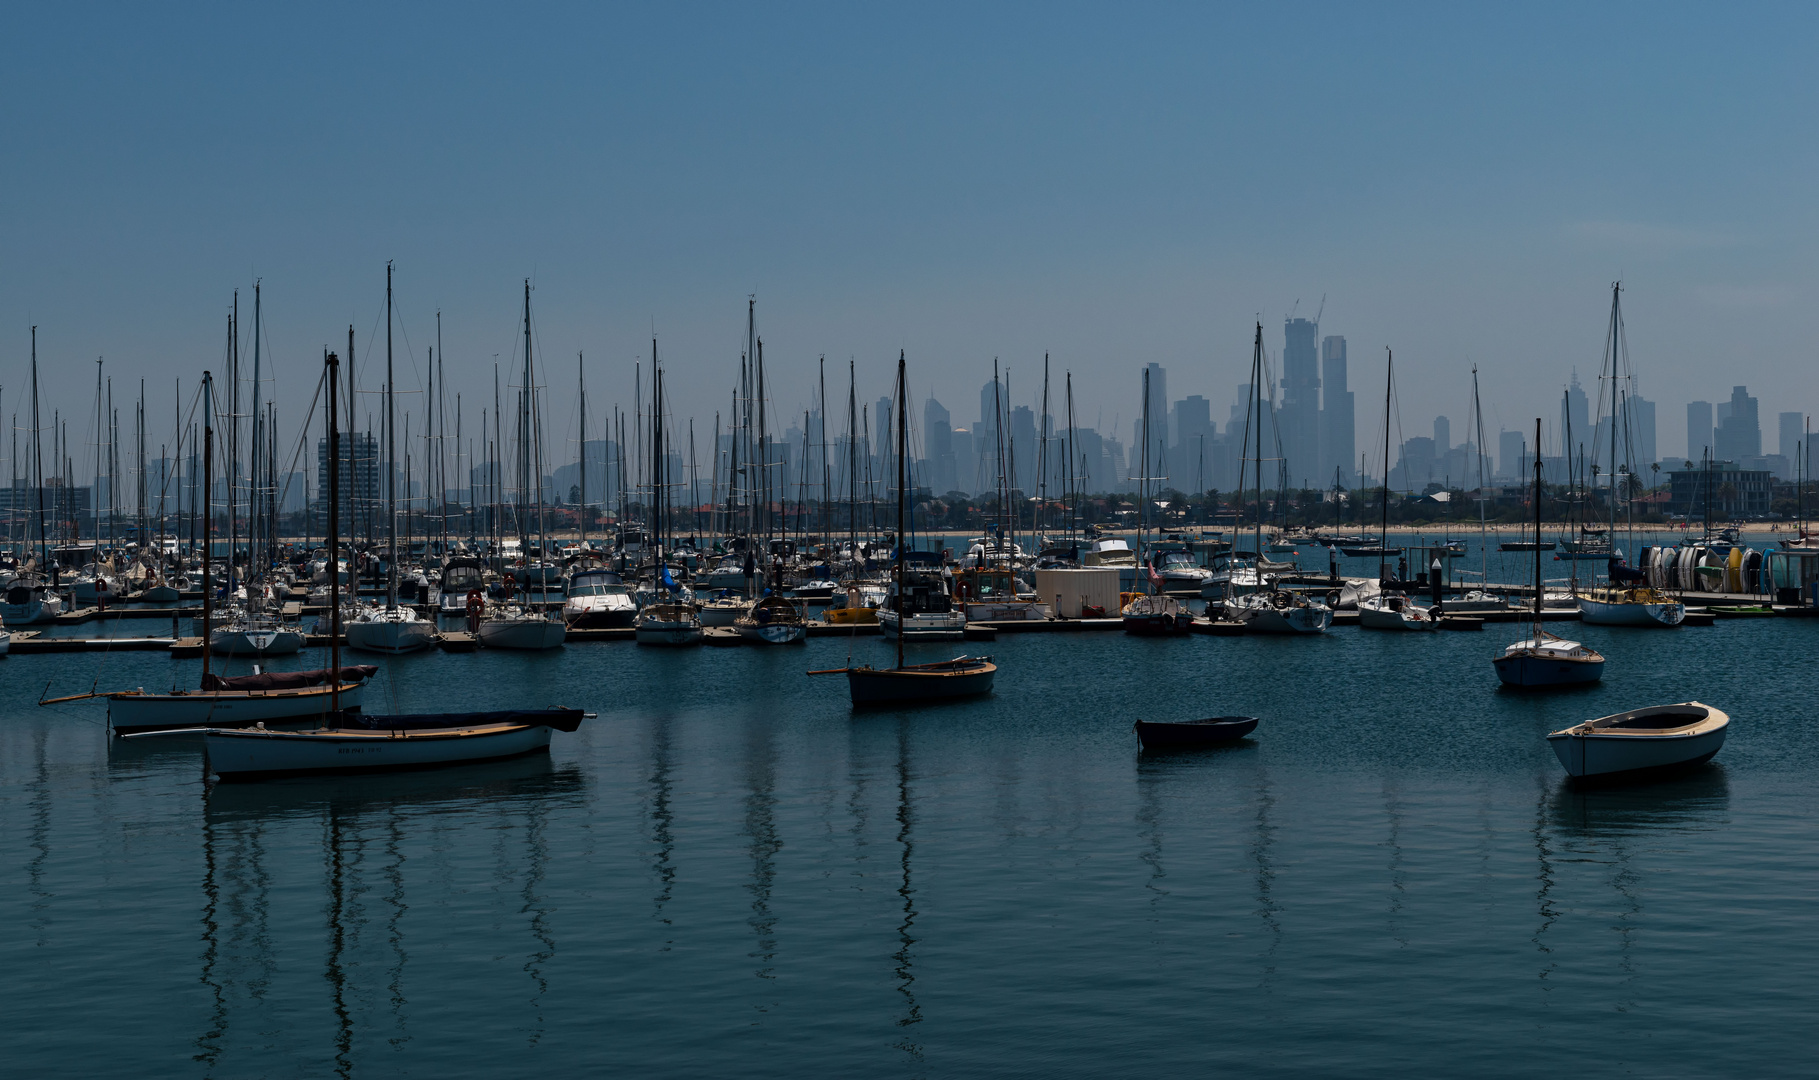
xmin=5 ymin=3 xmax=1817 ymax=476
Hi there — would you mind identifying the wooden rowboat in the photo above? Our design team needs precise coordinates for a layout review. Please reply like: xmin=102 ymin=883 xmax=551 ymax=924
xmin=138 ymin=708 xmax=590 ymax=781
xmin=1133 ymin=715 xmax=1259 ymax=750
xmin=1546 ymin=701 xmax=1728 ymax=779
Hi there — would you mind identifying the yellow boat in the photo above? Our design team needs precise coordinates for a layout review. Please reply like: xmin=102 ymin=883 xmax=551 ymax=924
xmin=825 ymin=582 xmax=883 ymax=624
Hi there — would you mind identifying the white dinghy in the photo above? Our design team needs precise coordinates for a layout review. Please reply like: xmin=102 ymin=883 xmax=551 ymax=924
xmin=1547 ymin=701 xmax=1729 ymax=779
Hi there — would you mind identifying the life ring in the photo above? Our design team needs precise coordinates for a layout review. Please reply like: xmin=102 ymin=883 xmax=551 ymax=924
xmin=1326 ymin=590 xmax=1341 ymax=607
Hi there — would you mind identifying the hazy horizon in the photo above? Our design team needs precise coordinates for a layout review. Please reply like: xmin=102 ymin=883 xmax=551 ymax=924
xmin=5 ymin=4 xmax=1816 ymax=480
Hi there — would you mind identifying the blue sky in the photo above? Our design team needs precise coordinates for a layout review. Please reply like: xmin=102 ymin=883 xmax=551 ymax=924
xmin=4 ymin=3 xmax=1816 ymax=474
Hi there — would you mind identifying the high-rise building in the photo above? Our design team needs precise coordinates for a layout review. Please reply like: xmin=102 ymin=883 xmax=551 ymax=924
xmin=1629 ymin=395 xmax=1658 ymax=470
xmin=316 ymin=432 xmax=380 ymax=532
xmin=1714 ymin=386 xmax=1760 ymax=462
xmin=1686 ymin=400 xmax=1713 ymax=461
xmin=1433 ymin=415 xmax=1451 ymax=454
xmin=923 ymin=397 xmax=955 ymax=495
xmin=1561 ymin=373 xmax=1590 ymax=457
xmin=1498 ymin=429 xmax=1527 ymax=481
xmin=1172 ymin=396 xmax=1213 ymax=491
xmin=1010 ymin=405 xmax=1037 ymax=492
xmin=1778 ymin=411 xmax=1805 ymax=461
xmin=1140 ymin=363 xmax=1169 ymax=445
xmin=1280 ymin=318 xmax=1320 ymax=486
xmin=1319 ymin=335 xmax=1354 ymax=487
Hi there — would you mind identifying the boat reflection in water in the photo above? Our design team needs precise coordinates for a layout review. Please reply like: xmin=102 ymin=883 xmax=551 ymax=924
xmin=194 ymin=757 xmax=585 ymax=1069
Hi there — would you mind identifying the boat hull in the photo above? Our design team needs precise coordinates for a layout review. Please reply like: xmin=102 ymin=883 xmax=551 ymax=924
xmin=1133 ymin=716 xmax=1258 ymax=749
xmin=209 ymin=629 xmax=306 ymax=656
xmin=635 ymin=623 xmax=703 ymax=646
xmin=1 ymin=598 xmax=62 ymax=625
xmin=1492 ymin=652 xmax=1604 ymax=688
xmin=1358 ymin=600 xmax=1438 ymax=630
xmin=477 ymin=618 xmax=567 ymax=650
xmin=1122 ymin=613 xmax=1194 ymax=636
xmin=1578 ymin=597 xmax=1686 ymax=627
xmin=738 ymin=623 xmax=807 ymax=644
xmin=846 ymin=661 xmax=996 ymax=704
xmin=345 ymin=617 xmax=437 ymax=654
xmin=561 ymin=599 xmax=637 ymax=628
xmin=878 ymin=609 xmax=967 ymax=641
xmin=1548 ymin=726 xmax=1724 ymax=778
xmin=110 ymin=683 xmax=368 ymax=736
xmin=206 ymin=723 xmax=553 ymax=781
xmin=824 ymin=606 xmax=879 ymax=625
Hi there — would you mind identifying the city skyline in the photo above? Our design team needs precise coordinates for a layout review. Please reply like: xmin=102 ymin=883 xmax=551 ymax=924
xmin=6 ymin=6 xmax=1819 ymax=473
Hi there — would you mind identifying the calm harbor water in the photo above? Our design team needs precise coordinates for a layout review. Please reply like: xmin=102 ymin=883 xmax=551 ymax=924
xmin=4 ymin=615 xmax=1817 ymax=1077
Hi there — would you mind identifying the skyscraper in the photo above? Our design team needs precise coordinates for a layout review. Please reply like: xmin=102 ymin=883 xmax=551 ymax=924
xmin=1319 ymin=335 xmax=1354 ymax=487
xmin=1280 ymin=318 xmax=1320 ymax=486
xmin=1433 ymin=415 xmax=1451 ymax=454
xmin=924 ymin=397 xmax=955 ymax=495
xmin=1714 ymin=386 xmax=1760 ymax=462
xmin=1629 ymin=395 xmax=1658 ymax=469
xmin=1561 ymin=373 xmax=1589 ymax=457
xmin=1686 ymin=400 xmax=1713 ymax=460
xmin=1498 ymin=429 xmax=1527 ymax=480
xmin=1778 ymin=411 xmax=1805 ymax=461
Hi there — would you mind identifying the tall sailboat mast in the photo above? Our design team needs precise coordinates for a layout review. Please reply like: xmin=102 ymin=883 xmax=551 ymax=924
xmin=894 ymin=350 xmax=907 ymax=672
xmin=385 ymin=262 xmax=398 ymax=611
xmin=1379 ymin=348 xmax=1394 ymax=583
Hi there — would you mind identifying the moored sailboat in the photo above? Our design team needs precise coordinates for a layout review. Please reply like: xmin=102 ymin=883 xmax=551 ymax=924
xmin=819 ymin=351 xmax=995 ymax=704
xmin=1494 ymin=419 xmax=1605 ymax=688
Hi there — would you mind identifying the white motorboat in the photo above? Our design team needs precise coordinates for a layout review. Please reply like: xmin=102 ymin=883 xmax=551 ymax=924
xmin=878 ymin=572 xmax=967 ymax=640
xmin=476 ymin=606 xmax=567 ymax=650
xmin=1226 ymin=588 xmax=1332 ymax=634
xmin=562 ymin=568 xmax=638 ymax=628
xmin=1082 ymin=536 xmax=1136 ymax=569
xmin=0 ymin=629 xmax=9 ymax=655
xmin=1148 ymin=548 xmax=1214 ymax=593
xmin=1576 ymin=587 xmax=1685 ymax=627
xmin=193 ymin=707 xmax=587 ymax=780
xmin=1358 ymin=593 xmax=1439 ymax=630
xmin=634 ymin=602 xmax=704 ymax=646
xmin=1547 ymin=702 xmax=1728 ymax=778
xmin=344 ymin=603 xmax=438 ymax=654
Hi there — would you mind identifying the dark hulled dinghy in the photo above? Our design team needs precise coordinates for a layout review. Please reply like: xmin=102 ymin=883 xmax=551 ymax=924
xmin=844 ymin=655 xmax=997 ymax=706
xmin=1134 ymin=716 xmax=1259 ymax=750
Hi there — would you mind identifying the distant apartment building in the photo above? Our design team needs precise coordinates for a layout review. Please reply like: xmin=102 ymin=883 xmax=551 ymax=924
xmin=1666 ymin=461 xmax=1771 ymax=519
xmin=316 ymin=432 xmax=380 ymax=533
